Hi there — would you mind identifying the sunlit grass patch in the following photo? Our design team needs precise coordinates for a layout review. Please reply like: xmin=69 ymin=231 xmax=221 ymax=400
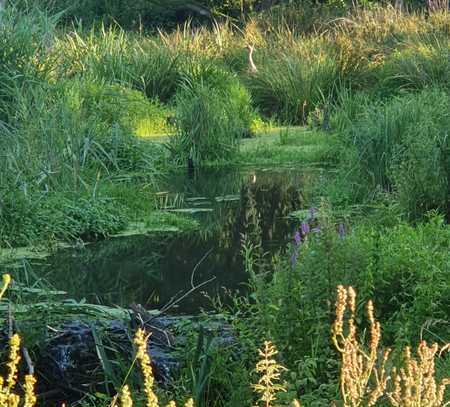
xmin=239 ymin=127 xmax=335 ymax=165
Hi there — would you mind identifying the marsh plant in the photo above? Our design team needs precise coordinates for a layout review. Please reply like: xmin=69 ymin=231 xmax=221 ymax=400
xmin=332 ymin=88 xmax=450 ymax=219
xmin=169 ymin=65 xmax=253 ymax=166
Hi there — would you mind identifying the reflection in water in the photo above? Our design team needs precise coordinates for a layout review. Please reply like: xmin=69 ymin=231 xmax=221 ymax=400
xmin=26 ymin=167 xmax=317 ymax=313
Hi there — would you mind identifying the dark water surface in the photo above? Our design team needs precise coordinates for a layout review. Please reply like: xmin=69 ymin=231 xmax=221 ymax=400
xmin=11 ymin=166 xmax=322 ymax=313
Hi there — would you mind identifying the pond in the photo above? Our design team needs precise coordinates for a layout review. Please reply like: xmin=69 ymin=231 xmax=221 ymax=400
xmin=5 ymin=166 xmax=323 ymax=314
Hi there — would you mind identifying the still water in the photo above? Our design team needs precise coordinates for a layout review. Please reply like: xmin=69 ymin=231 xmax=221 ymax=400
xmin=14 ymin=166 xmax=321 ymax=313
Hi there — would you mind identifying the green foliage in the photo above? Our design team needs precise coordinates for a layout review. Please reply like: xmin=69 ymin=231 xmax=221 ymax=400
xmin=378 ymin=35 xmax=450 ymax=94
xmin=169 ymin=65 xmax=253 ymax=166
xmin=233 ymin=206 xmax=450 ymax=403
xmin=332 ymin=88 xmax=450 ymax=219
xmin=0 ymin=6 xmax=57 ymax=120
xmin=246 ymin=44 xmax=339 ymax=124
xmin=55 ymin=28 xmax=180 ymax=103
xmin=0 ymin=191 xmax=125 ymax=247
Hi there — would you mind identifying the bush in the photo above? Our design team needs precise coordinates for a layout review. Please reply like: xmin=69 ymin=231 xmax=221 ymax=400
xmin=169 ymin=65 xmax=253 ymax=166
xmin=331 ymin=88 xmax=450 ymax=219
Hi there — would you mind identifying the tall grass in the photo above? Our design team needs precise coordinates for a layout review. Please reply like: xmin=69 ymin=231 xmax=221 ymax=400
xmin=169 ymin=64 xmax=253 ymax=166
xmin=54 ymin=28 xmax=180 ymax=102
xmin=332 ymin=88 xmax=450 ymax=219
xmin=246 ymin=41 xmax=339 ymax=124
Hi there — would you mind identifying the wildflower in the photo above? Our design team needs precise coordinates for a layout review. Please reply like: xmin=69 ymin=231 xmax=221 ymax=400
xmin=7 ymin=334 xmax=21 ymax=393
xmin=120 ymin=385 xmax=133 ymax=407
xmin=166 ymin=402 xmax=177 ymax=407
xmin=309 ymin=207 xmax=317 ymax=220
xmin=24 ymin=375 xmax=37 ymax=407
xmin=332 ymin=286 xmax=390 ymax=407
xmin=387 ymin=341 xmax=450 ymax=407
xmin=184 ymin=399 xmax=194 ymax=407
xmin=300 ymin=222 xmax=310 ymax=236
xmin=134 ymin=329 xmax=159 ymax=407
xmin=293 ymin=231 xmax=301 ymax=245
xmin=253 ymin=341 xmax=287 ymax=407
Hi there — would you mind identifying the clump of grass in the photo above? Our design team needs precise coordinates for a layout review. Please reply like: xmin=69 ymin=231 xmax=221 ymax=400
xmin=332 ymin=87 xmax=450 ymax=219
xmin=169 ymin=65 xmax=253 ymax=166
xmin=246 ymin=41 xmax=339 ymax=124
xmin=55 ymin=28 xmax=180 ymax=103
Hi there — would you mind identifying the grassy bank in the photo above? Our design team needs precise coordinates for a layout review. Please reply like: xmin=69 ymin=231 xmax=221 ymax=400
xmin=1 ymin=4 xmax=449 ymax=246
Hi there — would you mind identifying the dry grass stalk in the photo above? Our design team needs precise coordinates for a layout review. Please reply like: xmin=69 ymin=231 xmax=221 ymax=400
xmin=253 ymin=341 xmax=287 ymax=407
xmin=387 ymin=342 xmax=450 ymax=407
xmin=332 ymin=285 xmax=391 ymax=407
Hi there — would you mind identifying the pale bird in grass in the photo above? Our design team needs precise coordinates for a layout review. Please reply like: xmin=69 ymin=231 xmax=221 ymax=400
xmin=246 ymin=44 xmax=258 ymax=74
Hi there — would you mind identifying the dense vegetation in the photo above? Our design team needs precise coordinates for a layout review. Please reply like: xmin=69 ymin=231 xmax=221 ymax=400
xmin=0 ymin=0 xmax=449 ymax=406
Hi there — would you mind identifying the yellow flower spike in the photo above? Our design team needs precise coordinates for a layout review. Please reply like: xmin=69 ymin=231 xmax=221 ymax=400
xmin=119 ymin=385 xmax=133 ymax=407
xmin=166 ymin=401 xmax=177 ymax=407
xmin=8 ymin=393 xmax=20 ymax=407
xmin=0 ymin=274 xmax=11 ymax=300
xmin=134 ymin=329 xmax=159 ymax=407
xmin=6 ymin=334 xmax=21 ymax=393
xmin=184 ymin=398 xmax=194 ymax=407
xmin=253 ymin=341 xmax=287 ymax=407
xmin=24 ymin=375 xmax=37 ymax=407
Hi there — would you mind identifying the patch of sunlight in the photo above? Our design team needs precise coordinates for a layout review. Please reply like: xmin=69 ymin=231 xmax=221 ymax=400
xmin=134 ymin=117 xmax=174 ymax=138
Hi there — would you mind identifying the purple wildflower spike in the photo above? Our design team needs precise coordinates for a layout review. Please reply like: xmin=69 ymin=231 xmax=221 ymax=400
xmin=301 ymin=222 xmax=310 ymax=236
xmin=294 ymin=231 xmax=301 ymax=245
xmin=309 ymin=207 xmax=317 ymax=220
